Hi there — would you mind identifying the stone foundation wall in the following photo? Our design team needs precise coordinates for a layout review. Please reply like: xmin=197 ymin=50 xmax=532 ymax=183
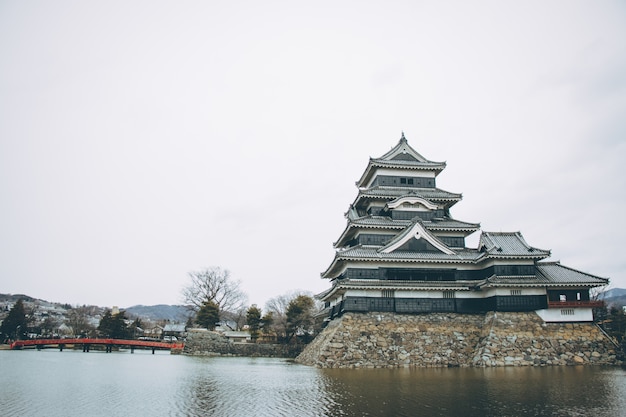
xmin=295 ymin=312 xmax=620 ymax=368
xmin=183 ymin=330 xmax=302 ymax=358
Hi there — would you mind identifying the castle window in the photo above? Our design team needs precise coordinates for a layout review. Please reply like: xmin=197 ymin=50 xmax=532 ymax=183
xmin=382 ymin=289 xmax=395 ymax=298
xmin=510 ymin=289 xmax=522 ymax=296
xmin=561 ymin=309 xmax=575 ymax=316
xmin=443 ymin=291 xmax=455 ymax=299
xmin=408 ymin=178 xmax=414 ymax=185
xmin=400 ymin=178 xmax=406 ymax=184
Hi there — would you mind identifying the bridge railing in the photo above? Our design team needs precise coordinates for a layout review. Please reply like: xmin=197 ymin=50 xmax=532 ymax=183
xmin=9 ymin=338 xmax=184 ymax=350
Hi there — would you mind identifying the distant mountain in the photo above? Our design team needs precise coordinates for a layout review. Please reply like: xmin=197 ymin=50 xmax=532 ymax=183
xmin=0 ymin=293 xmax=38 ymax=303
xmin=125 ymin=304 xmax=193 ymax=322
xmin=600 ymin=288 xmax=626 ymax=299
xmin=599 ymin=288 xmax=626 ymax=309
xmin=1 ymin=293 xmax=194 ymax=323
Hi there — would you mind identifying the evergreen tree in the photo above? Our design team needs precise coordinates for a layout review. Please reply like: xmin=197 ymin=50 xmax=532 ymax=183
xmin=246 ymin=305 xmax=262 ymax=342
xmin=597 ymin=304 xmax=626 ymax=359
xmin=196 ymin=301 xmax=220 ymax=330
xmin=97 ymin=310 xmax=130 ymax=338
xmin=0 ymin=299 xmax=28 ymax=342
xmin=261 ymin=312 xmax=274 ymax=336
xmin=285 ymin=295 xmax=315 ymax=343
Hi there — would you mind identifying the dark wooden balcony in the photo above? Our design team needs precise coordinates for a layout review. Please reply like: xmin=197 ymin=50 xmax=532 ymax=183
xmin=547 ymin=300 xmax=604 ymax=308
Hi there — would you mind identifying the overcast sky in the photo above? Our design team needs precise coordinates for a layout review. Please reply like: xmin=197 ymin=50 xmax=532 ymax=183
xmin=1 ymin=1 xmax=625 ymax=310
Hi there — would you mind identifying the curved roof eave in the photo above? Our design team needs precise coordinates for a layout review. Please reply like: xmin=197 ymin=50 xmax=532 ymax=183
xmin=355 ymin=134 xmax=447 ymax=187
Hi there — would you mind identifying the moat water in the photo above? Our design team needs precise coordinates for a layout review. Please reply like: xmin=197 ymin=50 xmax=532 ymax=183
xmin=1 ymin=349 xmax=625 ymax=416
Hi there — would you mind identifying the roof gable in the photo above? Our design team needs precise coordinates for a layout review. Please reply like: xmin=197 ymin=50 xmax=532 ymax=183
xmin=379 ymin=220 xmax=455 ymax=255
xmin=356 ymin=134 xmax=447 ymax=188
xmin=377 ymin=132 xmax=432 ymax=163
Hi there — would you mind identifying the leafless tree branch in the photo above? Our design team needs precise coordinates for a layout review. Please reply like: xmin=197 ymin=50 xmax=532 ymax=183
xmin=182 ymin=267 xmax=248 ymax=315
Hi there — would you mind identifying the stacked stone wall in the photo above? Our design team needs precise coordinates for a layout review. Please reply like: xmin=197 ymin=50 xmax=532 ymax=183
xmin=295 ymin=312 xmax=620 ymax=368
xmin=183 ymin=330 xmax=302 ymax=358
xmin=473 ymin=312 xmax=618 ymax=366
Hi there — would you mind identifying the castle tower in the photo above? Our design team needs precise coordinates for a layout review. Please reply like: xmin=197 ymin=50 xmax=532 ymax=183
xmin=319 ymin=134 xmax=608 ymax=323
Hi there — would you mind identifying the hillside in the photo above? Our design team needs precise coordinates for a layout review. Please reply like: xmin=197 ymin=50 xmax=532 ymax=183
xmin=0 ymin=293 xmax=192 ymax=323
xmin=125 ymin=304 xmax=193 ymax=322
xmin=599 ymin=288 xmax=626 ymax=310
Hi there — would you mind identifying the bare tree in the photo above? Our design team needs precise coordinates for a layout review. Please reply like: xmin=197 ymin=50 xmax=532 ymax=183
xmin=264 ymin=292 xmax=292 ymax=340
xmin=41 ymin=317 xmax=59 ymax=337
xmin=182 ymin=267 xmax=248 ymax=315
xmin=221 ymin=306 xmax=248 ymax=331
xmin=65 ymin=305 xmax=96 ymax=337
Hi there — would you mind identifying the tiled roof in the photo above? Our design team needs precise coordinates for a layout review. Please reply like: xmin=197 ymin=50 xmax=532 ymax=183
xmin=536 ymin=262 xmax=609 ymax=286
xmin=424 ymin=218 xmax=480 ymax=231
xmin=334 ymin=216 xmax=479 ymax=249
xmin=334 ymin=246 xmax=480 ymax=262
xmin=369 ymin=159 xmax=446 ymax=170
xmin=375 ymin=134 xmax=445 ymax=167
xmin=349 ymin=216 xmax=410 ymax=228
xmin=356 ymin=135 xmax=447 ymax=187
xmin=347 ymin=216 xmax=478 ymax=231
xmin=333 ymin=216 xmax=404 ymax=248
xmin=479 ymin=275 xmax=550 ymax=287
xmin=479 ymin=231 xmax=550 ymax=259
xmin=319 ymin=245 xmax=480 ymax=276
xmin=318 ymin=279 xmax=474 ymax=300
xmin=476 ymin=263 xmax=609 ymax=288
xmin=357 ymin=186 xmax=462 ymax=201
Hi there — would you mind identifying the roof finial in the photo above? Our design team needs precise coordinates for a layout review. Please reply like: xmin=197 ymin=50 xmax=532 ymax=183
xmin=401 ymin=131 xmax=406 ymax=141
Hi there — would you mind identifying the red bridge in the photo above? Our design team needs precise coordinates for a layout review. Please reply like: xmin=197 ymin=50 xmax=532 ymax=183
xmin=9 ymin=338 xmax=184 ymax=353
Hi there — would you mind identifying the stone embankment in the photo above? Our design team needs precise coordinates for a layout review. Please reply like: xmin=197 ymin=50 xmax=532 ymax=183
xmin=183 ymin=330 xmax=303 ymax=358
xmin=295 ymin=311 xmax=620 ymax=368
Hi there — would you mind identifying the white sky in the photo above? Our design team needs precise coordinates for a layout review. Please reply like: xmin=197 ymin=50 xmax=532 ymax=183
xmin=1 ymin=1 xmax=625 ymax=310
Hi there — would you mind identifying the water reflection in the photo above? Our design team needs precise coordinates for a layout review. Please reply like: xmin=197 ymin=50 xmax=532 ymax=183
xmin=321 ymin=366 xmax=626 ymax=417
xmin=172 ymin=357 xmax=626 ymax=417
xmin=1 ymin=351 xmax=624 ymax=417
xmin=177 ymin=357 xmax=342 ymax=416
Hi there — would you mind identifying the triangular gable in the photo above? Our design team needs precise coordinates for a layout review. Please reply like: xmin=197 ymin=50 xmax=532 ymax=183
xmin=377 ymin=132 xmax=431 ymax=163
xmin=355 ymin=134 xmax=447 ymax=188
xmin=379 ymin=221 xmax=455 ymax=255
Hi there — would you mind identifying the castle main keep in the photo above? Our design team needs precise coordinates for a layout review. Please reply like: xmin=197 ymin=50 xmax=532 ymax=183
xmin=297 ymin=134 xmax=617 ymax=367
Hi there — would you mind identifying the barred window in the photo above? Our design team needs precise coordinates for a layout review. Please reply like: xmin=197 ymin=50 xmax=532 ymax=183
xmin=443 ymin=290 xmax=455 ymax=299
xmin=382 ymin=289 xmax=395 ymax=298
xmin=510 ymin=289 xmax=522 ymax=296
xmin=561 ymin=309 xmax=575 ymax=316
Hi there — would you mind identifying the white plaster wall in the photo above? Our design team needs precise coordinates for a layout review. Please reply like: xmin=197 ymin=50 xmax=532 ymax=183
xmin=535 ymin=308 xmax=594 ymax=322
xmin=344 ymin=289 xmax=382 ymax=298
xmin=396 ymin=290 xmax=445 ymax=298
xmin=483 ymin=288 xmax=546 ymax=297
xmin=369 ymin=167 xmax=436 ymax=180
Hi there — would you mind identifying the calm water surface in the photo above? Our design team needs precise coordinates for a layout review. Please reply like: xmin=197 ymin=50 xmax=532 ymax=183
xmin=1 ymin=349 xmax=624 ymax=416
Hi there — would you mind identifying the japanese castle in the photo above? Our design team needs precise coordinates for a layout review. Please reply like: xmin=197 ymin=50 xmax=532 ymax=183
xmin=319 ymin=134 xmax=608 ymax=323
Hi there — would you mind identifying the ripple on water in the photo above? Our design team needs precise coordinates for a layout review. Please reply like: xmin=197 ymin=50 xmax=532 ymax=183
xmin=1 ymin=351 xmax=625 ymax=417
